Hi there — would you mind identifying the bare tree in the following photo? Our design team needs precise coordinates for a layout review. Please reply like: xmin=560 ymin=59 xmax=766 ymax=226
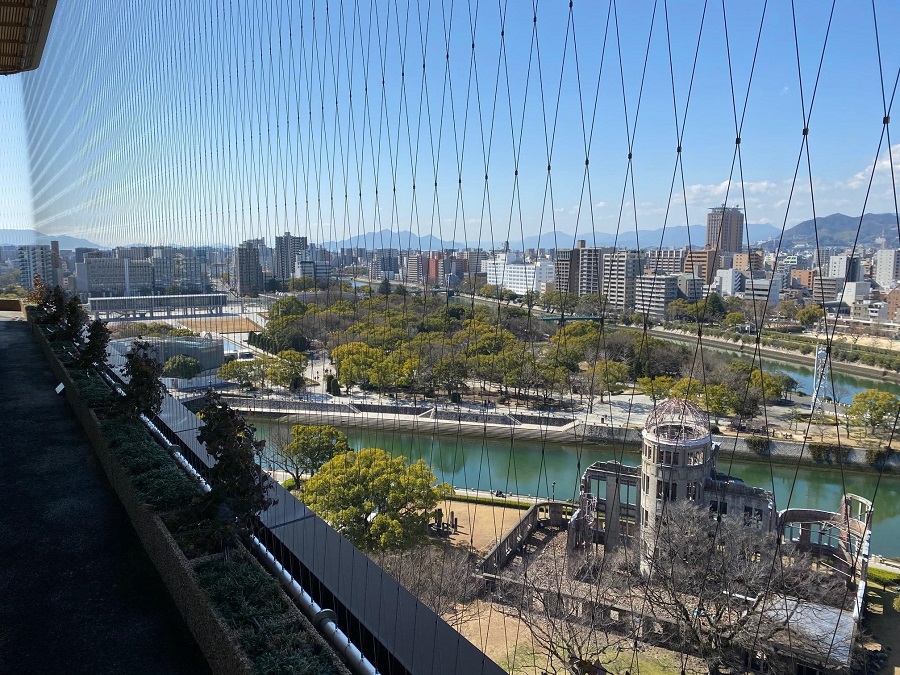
xmin=642 ymin=501 xmax=847 ymax=675
xmin=371 ymin=545 xmax=483 ymax=629
xmin=506 ymin=543 xmax=635 ymax=674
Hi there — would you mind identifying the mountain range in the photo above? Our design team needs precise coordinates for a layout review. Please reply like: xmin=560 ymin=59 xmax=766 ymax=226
xmin=3 ymin=213 xmax=897 ymax=251
xmin=0 ymin=229 xmax=102 ymax=250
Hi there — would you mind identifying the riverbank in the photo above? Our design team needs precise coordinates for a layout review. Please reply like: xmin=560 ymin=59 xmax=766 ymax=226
xmin=649 ymin=327 xmax=900 ymax=385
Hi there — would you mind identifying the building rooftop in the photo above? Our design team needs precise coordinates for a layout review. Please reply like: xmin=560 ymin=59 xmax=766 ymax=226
xmin=0 ymin=317 xmax=208 ymax=672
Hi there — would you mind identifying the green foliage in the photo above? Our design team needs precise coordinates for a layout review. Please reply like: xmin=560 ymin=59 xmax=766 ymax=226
xmin=589 ymin=360 xmax=630 ymax=399
xmin=848 ymin=389 xmax=900 ymax=435
xmin=162 ymin=354 xmax=203 ymax=379
xmin=328 ymin=376 xmax=342 ymax=396
xmin=132 ymin=461 xmax=202 ymax=510
xmin=261 ymin=315 xmax=309 ymax=352
xmin=196 ymin=392 xmax=276 ymax=541
xmin=60 ymin=295 xmax=87 ymax=342
xmin=809 ymin=443 xmax=845 ymax=463
xmin=275 ymin=424 xmax=349 ymax=485
xmin=796 ymin=305 xmax=824 ymax=327
xmin=745 ymin=436 xmax=770 ymax=456
xmin=119 ymin=340 xmax=165 ymax=418
xmin=268 ymin=295 xmax=308 ymax=319
xmin=78 ymin=319 xmax=110 ymax=367
xmin=265 ymin=349 xmax=308 ymax=389
xmin=304 ymin=448 xmax=453 ymax=551
xmin=218 ymin=358 xmax=269 ymax=388
xmin=195 ymin=553 xmax=343 ymax=674
xmin=867 ymin=567 xmax=900 ymax=586
xmin=68 ymin=369 xmax=116 ymax=408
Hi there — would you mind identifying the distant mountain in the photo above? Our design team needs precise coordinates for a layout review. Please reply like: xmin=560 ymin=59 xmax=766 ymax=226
xmin=519 ymin=223 xmax=781 ymax=250
xmin=772 ymin=213 xmax=900 ymax=248
xmin=0 ymin=229 xmax=103 ymax=250
xmin=322 ymin=229 xmax=465 ymax=251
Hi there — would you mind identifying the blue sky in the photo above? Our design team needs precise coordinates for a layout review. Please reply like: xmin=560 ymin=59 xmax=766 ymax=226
xmin=4 ymin=1 xmax=900 ymax=249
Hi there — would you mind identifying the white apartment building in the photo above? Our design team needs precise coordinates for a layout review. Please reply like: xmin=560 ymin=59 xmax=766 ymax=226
xmin=634 ymin=274 xmax=678 ymax=319
xmin=484 ymin=255 xmax=554 ymax=295
xmin=874 ymin=248 xmax=900 ymax=289
xmin=601 ymin=250 xmax=643 ymax=312
xmin=715 ymin=268 xmax=743 ymax=297
xmin=743 ymin=276 xmax=782 ymax=305
xmin=18 ymin=244 xmax=55 ymax=289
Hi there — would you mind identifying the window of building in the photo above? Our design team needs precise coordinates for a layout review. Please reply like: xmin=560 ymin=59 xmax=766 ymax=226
xmin=686 ymin=481 xmax=698 ymax=501
xmin=659 ymin=450 xmax=680 ymax=465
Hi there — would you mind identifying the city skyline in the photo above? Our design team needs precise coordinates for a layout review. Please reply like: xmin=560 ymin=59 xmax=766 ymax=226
xmin=2 ymin=2 xmax=899 ymax=249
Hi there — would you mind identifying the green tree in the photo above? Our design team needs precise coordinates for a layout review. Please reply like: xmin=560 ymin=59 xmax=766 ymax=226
xmin=331 ymin=342 xmax=383 ymax=391
xmin=266 ymin=349 xmax=308 ymax=389
xmin=217 ymin=358 xmax=268 ymax=388
xmin=196 ymin=392 xmax=276 ymax=549
xmin=378 ymin=278 xmax=392 ymax=295
xmin=269 ymin=295 xmax=308 ymax=319
xmin=262 ymin=315 xmax=309 ymax=352
xmin=670 ymin=377 xmax=704 ymax=402
xmin=304 ymin=448 xmax=453 ymax=550
xmin=796 ymin=305 xmax=825 ymax=328
xmin=703 ymin=383 xmax=735 ymax=424
xmin=78 ymin=319 xmax=110 ymax=368
xmin=163 ymin=354 xmax=203 ymax=379
xmin=723 ymin=311 xmax=746 ymax=328
xmin=120 ymin=340 xmax=165 ymax=418
xmin=275 ymin=424 xmax=349 ymax=486
xmin=635 ymin=375 xmax=675 ymax=402
xmin=589 ymin=360 xmax=630 ymax=401
xmin=848 ymin=389 xmax=900 ymax=436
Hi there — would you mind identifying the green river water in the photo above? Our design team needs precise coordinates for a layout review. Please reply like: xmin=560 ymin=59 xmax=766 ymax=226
xmin=253 ymin=422 xmax=900 ymax=558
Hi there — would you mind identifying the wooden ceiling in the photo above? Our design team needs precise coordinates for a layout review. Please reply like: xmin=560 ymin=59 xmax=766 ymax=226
xmin=0 ymin=0 xmax=56 ymax=75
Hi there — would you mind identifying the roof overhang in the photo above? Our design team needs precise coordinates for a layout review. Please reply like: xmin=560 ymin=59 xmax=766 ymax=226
xmin=0 ymin=0 xmax=57 ymax=75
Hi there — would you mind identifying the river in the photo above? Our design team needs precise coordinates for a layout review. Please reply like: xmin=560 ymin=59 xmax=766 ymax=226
xmin=252 ymin=421 xmax=900 ymax=557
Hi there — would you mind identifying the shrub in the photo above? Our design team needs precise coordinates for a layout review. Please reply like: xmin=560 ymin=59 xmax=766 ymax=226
xmin=894 ymin=595 xmax=900 ymax=613
xmin=194 ymin=554 xmax=343 ymax=674
xmin=809 ymin=443 xmax=840 ymax=463
xmin=119 ymin=340 xmax=165 ymax=418
xmin=78 ymin=319 xmax=110 ymax=367
xmin=68 ymin=369 xmax=116 ymax=409
xmin=131 ymin=462 xmax=201 ymax=511
xmin=745 ymin=436 xmax=770 ymax=456
xmin=866 ymin=446 xmax=891 ymax=466
xmin=867 ymin=567 xmax=900 ymax=586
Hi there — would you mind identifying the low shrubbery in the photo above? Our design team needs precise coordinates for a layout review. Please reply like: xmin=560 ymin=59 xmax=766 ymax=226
xmin=195 ymin=553 xmax=341 ymax=674
xmin=745 ymin=436 xmax=770 ymax=456
xmin=867 ymin=567 xmax=900 ymax=586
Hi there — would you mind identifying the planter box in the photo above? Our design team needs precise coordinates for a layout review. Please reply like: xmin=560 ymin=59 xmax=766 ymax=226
xmin=31 ymin=319 xmax=253 ymax=675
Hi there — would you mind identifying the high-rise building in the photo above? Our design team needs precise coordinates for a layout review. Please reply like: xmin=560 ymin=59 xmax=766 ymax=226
xmin=553 ymin=241 xmax=615 ymax=297
xmin=705 ymin=206 xmax=744 ymax=253
xmin=874 ymin=249 xmax=900 ymax=289
xmin=18 ymin=244 xmax=55 ymax=288
xmin=643 ymin=248 xmax=686 ymax=276
xmin=84 ymin=257 xmax=154 ymax=296
xmin=484 ymin=255 xmax=555 ymax=296
xmin=601 ymin=250 xmax=643 ymax=312
xmin=274 ymin=231 xmax=308 ymax=280
xmin=827 ymin=254 xmax=864 ymax=282
xmin=634 ymin=274 xmax=678 ymax=319
xmin=235 ymin=240 xmax=264 ymax=297
xmin=684 ymin=248 xmax=719 ymax=285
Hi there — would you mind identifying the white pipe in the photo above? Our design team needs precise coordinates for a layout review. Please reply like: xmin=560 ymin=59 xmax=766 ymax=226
xmin=249 ymin=536 xmax=378 ymax=675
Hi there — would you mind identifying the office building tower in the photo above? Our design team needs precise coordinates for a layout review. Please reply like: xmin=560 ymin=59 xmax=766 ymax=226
xmin=706 ymin=205 xmax=744 ymax=253
xmin=235 ymin=240 xmax=264 ymax=297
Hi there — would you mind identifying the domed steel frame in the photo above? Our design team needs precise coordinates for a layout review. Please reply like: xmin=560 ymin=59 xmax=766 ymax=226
xmin=643 ymin=398 xmax=709 ymax=441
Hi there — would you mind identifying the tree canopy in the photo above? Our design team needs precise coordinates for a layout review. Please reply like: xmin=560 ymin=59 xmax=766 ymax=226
xmin=163 ymin=354 xmax=203 ymax=379
xmin=274 ymin=424 xmax=349 ymax=487
xmin=303 ymin=448 xmax=452 ymax=550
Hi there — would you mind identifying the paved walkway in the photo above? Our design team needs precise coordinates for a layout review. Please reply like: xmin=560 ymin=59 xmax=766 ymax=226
xmin=0 ymin=319 xmax=209 ymax=674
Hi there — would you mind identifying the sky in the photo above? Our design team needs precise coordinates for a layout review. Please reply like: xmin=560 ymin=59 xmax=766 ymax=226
xmin=4 ymin=0 xmax=900 ymax=249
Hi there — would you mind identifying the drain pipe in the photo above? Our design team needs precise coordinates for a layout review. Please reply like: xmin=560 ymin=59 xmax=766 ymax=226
xmin=249 ymin=535 xmax=378 ymax=675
